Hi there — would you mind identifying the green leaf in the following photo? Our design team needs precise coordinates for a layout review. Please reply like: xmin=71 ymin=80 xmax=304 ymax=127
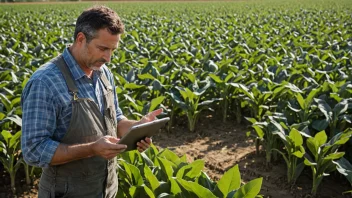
xmin=4 ymin=115 xmax=22 ymax=127
xmin=144 ymin=166 xmax=160 ymax=191
xmin=333 ymin=100 xmax=348 ymax=118
xmin=197 ymin=172 xmax=215 ymax=191
xmin=129 ymin=185 xmax=155 ymax=198
xmin=176 ymin=178 xmax=217 ymax=198
xmin=292 ymin=151 xmax=304 ymax=158
xmin=215 ymin=165 xmax=241 ymax=197
xmin=124 ymin=83 xmax=145 ymax=89
xmin=296 ymin=93 xmax=305 ymax=110
xmin=209 ymin=74 xmax=223 ymax=83
xmin=170 ymin=177 xmax=182 ymax=195
xmin=334 ymin=158 xmax=352 ymax=185
xmin=315 ymin=98 xmax=332 ymax=121
xmin=1 ymin=130 xmax=12 ymax=145
xmin=138 ymin=73 xmax=156 ymax=80
xmin=123 ymin=161 xmax=143 ymax=186
xmin=289 ymin=128 xmax=303 ymax=147
xmin=158 ymin=149 xmax=181 ymax=166
xmin=306 ymin=138 xmax=318 ymax=157
xmin=324 ymin=152 xmax=345 ymax=160
xmin=157 ymin=157 xmax=175 ymax=179
xmin=312 ymin=119 xmax=329 ymax=132
xmin=304 ymin=157 xmax=317 ymax=166
xmin=176 ymin=160 xmax=204 ymax=180
xmin=233 ymin=178 xmax=263 ymax=198
xmin=131 ymin=30 xmax=140 ymax=43
xmin=149 ymin=96 xmax=165 ymax=112
xmin=315 ymin=131 xmax=327 ymax=147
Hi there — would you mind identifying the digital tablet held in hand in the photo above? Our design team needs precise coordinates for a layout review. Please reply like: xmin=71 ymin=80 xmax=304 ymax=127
xmin=118 ymin=117 xmax=170 ymax=151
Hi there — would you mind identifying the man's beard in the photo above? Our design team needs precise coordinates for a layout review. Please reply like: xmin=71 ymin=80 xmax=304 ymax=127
xmin=88 ymin=59 xmax=106 ymax=70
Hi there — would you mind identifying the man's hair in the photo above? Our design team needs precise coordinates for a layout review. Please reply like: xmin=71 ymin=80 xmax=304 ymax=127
xmin=74 ymin=6 xmax=124 ymax=43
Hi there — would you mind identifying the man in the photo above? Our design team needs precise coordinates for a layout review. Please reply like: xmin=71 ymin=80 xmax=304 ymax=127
xmin=21 ymin=6 xmax=161 ymax=198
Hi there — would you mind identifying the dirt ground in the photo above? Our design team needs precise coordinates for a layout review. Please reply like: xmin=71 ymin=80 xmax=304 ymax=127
xmin=1 ymin=114 xmax=352 ymax=198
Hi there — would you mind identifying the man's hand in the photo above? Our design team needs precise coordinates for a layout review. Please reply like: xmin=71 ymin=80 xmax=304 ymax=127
xmin=135 ymin=108 xmax=162 ymax=152
xmin=138 ymin=108 xmax=163 ymax=124
xmin=137 ymin=137 xmax=152 ymax=152
xmin=92 ymin=136 xmax=127 ymax=159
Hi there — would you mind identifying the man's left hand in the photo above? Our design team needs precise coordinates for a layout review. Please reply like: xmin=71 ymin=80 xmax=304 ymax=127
xmin=135 ymin=108 xmax=163 ymax=152
xmin=137 ymin=137 xmax=152 ymax=152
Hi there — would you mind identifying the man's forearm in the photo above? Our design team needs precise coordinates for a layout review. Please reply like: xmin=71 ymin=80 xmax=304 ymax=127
xmin=50 ymin=142 xmax=94 ymax=166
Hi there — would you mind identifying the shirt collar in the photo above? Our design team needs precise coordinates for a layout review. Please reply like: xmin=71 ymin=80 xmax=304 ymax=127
xmin=62 ymin=47 xmax=103 ymax=81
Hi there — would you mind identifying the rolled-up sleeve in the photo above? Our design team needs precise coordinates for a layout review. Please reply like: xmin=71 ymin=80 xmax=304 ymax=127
xmin=21 ymin=79 xmax=60 ymax=168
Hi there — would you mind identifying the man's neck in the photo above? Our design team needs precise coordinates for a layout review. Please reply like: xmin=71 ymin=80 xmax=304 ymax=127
xmin=68 ymin=45 xmax=93 ymax=78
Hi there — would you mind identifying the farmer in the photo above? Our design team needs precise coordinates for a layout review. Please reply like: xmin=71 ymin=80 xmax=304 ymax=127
xmin=21 ymin=6 xmax=161 ymax=198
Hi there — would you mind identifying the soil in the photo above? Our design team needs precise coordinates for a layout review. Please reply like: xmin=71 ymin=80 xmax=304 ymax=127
xmin=1 ymin=113 xmax=351 ymax=198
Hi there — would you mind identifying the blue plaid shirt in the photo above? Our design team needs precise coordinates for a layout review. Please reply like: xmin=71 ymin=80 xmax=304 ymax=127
xmin=21 ymin=48 xmax=125 ymax=168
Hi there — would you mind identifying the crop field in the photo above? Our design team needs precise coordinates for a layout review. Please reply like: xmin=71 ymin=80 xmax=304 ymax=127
xmin=1 ymin=0 xmax=352 ymax=197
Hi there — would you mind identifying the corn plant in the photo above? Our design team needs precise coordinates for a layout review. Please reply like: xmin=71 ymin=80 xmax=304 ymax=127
xmin=0 ymin=130 xmax=22 ymax=194
xmin=246 ymin=117 xmax=280 ymax=167
xmin=169 ymin=79 xmax=221 ymax=132
xmin=287 ymin=88 xmax=321 ymax=123
xmin=272 ymin=124 xmax=306 ymax=184
xmin=304 ymin=129 xmax=352 ymax=195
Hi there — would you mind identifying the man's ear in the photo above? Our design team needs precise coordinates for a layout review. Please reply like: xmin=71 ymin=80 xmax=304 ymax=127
xmin=76 ymin=32 xmax=86 ymax=45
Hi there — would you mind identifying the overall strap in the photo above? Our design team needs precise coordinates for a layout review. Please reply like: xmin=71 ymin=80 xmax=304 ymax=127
xmin=51 ymin=55 xmax=79 ymax=100
xmin=100 ymin=73 xmax=113 ymax=92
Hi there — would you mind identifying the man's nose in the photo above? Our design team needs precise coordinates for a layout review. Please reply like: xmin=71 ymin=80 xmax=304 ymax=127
xmin=103 ymin=50 xmax=112 ymax=62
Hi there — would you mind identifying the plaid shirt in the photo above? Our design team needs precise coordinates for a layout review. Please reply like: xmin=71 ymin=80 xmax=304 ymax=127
xmin=21 ymin=48 xmax=125 ymax=168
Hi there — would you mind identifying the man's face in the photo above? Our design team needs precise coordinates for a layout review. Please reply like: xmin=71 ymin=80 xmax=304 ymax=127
xmin=80 ymin=28 xmax=120 ymax=71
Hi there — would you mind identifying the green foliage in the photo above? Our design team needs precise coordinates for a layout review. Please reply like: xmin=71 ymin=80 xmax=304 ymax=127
xmin=0 ymin=1 xmax=352 ymax=196
xmin=272 ymin=125 xmax=305 ymax=184
xmin=117 ymin=144 xmax=263 ymax=197
xmin=304 ymin=129 xmax=352 ymax=195
xmin=0 ymin=130 xmax=22 ymax=194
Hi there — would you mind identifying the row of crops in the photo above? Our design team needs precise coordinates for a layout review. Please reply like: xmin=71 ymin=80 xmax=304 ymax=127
xmin=1 ymin=0 xmax=352 ymax=196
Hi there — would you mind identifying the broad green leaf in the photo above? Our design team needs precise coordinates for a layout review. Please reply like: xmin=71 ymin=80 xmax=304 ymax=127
xmin=176 ymin=160 xmax=204 ymax=179
xmin=149 ymin=96 xmax=165 ymax=112
xmin=158 ymin=149 xmax=181 ymax=166
xmin=170 ymin=177 xmax=182 ymax=195
xmin=233 ymin=178 xmax=263 ymax=198
xmin=176 ymin=179 xmax=217 ymax=198
xmin=215 ymin=165 xmax=241 ymax=197
xmin=334 ymin=158 xmax=352 ymax=185
xmin=289 ymin=128 xmax=303 ymax=147
xmin=315 ymin=131 xmax=327 ymax=147
xmin=157 ymin=157 xmax=175 ymax=179
xmin=144 ymin=166 xmax=159 ymax=191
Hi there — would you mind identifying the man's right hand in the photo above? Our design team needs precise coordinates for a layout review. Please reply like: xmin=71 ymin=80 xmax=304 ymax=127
xmin=92 ymin=136 xmax=127 ymax=160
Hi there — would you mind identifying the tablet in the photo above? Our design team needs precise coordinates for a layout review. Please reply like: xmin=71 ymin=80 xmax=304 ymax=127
xmin=118 ymin=117 xmax=170 ymax=151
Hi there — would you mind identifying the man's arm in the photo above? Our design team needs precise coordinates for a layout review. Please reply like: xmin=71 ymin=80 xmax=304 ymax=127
xmin=50 ymin=136 xmax=126 ymax=165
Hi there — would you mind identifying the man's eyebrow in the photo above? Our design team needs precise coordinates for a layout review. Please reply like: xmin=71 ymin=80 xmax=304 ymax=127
xmin=97 ymin=45 xmax=117 ymax=50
